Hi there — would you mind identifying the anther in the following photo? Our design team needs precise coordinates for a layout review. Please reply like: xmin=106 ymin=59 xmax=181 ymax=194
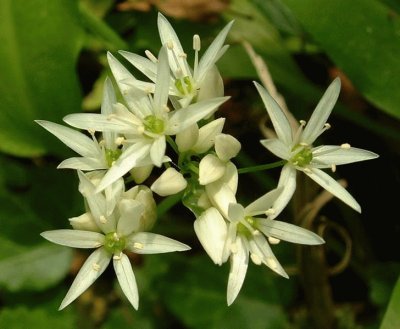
xmin=113 ymin=232 xmax=119 ymax=240
xmin=250 ymin=253 xmax=262 ymax=265
xmin=144 ymin=86 xmax=153 ymax=94
xmin=145 ymin=50 xmax=158 ymax=63
xmin=115 ymin=137 xmax=125 ymax=145
xmin=341 ymin=143 xmax=351 ymax=149
xmin=166 ymin=40 xmax=174 ymax=49
xmin=193 ymin=35 xmax=201 ymax=51
xmin=179 ymin=52 xmax=187 ymax=59
xmin=268 ymin=237 xmax=280 ymax=245
xmin=303 ymin=168 xmax=312 ymax=174
xmin=324 ymin=123 xmax=331 ymax=129
xmin=133 ymin=242 xmax=144 ymax=249
xmin=88 ymin=128 xmax=96 ymax=135
xmin=331 ymin=164 xmax=337 ymax=173
xmin=92 ymin=263 xmax=100 ymax=271
xmin=99 ymin=215 xmax=107 ymax=224
xmin=113 ymin=253 xmax=122 ymax=260
xmin=252 ymin=230 xmax=261 ymax=236
xmin=163 ymin=105 xmax=170 ymax=113
xmin=299 ymin=120 xmax=306 ymax=126
xmin=265 ymin=208 xmax=275 ymax=216
xmin=299 ymin=142 xmax=308 ymax=147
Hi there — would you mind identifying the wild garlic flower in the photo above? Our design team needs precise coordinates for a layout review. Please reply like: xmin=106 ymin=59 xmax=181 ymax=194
xmin=41 ymin=171 xmax=190 ymax=310
xmin=117 ymin=13 xmax=233 ymax=108
xmin=197 ymin=181 xmax=324 ymax=305
xmin=255 ymin=78 xmax=379 ymax=218
xmin=65 ymin=47 xmax=228 ymax=192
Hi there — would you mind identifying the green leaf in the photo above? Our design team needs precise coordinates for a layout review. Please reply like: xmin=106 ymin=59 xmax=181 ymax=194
xmin=0 ymin=0 xmax=84 ymax=157
xmin=0 ymin=305 xmax=76 ymax=329
xmin=0 ymin=241 xmax=72 ymax=292
xmin=380 ymin=275 xmax=400 ymax=329
xmin=282 ymin=0 xmax=400 ymax=119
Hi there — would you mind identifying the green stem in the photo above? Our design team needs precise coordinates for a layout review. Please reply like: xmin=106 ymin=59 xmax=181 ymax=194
xmin=166 ymin=135 xmax=179 ymax=155
xmin=238 ymin=160 xmax=286 ymax=174
xmin=157 ymin=192 xmax=184 ymax=218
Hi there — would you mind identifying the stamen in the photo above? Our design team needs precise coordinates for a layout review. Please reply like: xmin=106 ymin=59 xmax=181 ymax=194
xmin=268 ymin=237 xmax=280 ymax=245
xmin=341 ymin=143 xmax=351 ymax=149
xmin=163 ymin=105 xmax=170 ymax=113
xmin=193 ymin=34 xmax=201 ymax=79
xmin=252 ymin=229 xmax=261 ymax=236
xmin=265 ymin=208 xmax=275 ymax=216
xmin=115 ymin=137 xmax=125 ymax=145
xmin=133 ymin=242 xmax=144 ymax=249
xmin=145 ymin=50 xmax=158 ymax=63
xmin=144 ymin=86 xmax=153 ymax=94
xmin=179 ymin=52 xmax=187 ymax=59
xmin=113 ymin=253 xmax=122 ymax=260
xmin=293 ymin=120 xmax=307 ymax=145
xmin=99 ymin=215 xmax=107 ymax=224
xmin=92 ymin=263 xmax=100 ymax=271
xmin=113 ymin=232 xmax=119 ymax=240
xmin=88 ymin=128 xmax=96 ymax=136
xmin=299 ymin=142 xmax=308 ymax=147
xmin=299 ymin=120 xmax=306 ymax=126
xmin=99 ymin=139 xmax=105 ymax=146
xmin=331 ymin=164 xmax=337 ymax=173
xmin=166 ymin=40 xmax=174 ymax=49
xmin=250 ymin=253 xmax=262 ymax=265
xmin=193 ymin=35 xmax=201 ymax=51
xmin=303 ymin=167 xmax=312 ymax=174
xmin=324 ymin=123 xmax=331 ymax=129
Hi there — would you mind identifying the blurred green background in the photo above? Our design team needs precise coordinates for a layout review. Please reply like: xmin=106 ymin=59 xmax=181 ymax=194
xmin=0 ymin=0 xmax=399 ymax=328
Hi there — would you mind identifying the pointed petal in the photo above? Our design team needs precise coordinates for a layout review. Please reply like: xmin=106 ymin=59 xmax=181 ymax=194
xmin=41 ymin=230 xmax=104 ymax=248
xmin=228 ymin=203 xmax=245 ymax=222
xmin=312 ymin=145 xmax=379 ymax=167
xmin=96 ymin=142 xmax=151 ymax=192
xmin=167 ymin=97 xmax=229 ymax=135
xmin=245 ymin=188 xmax=282 ymax=217
xmin=304 ymin=168 xmax=361 ymax=212
xmin=102 ymin=78 xmax=118 ymax=149
xmin=197 ymin=21 xmax=234 ymax=82
xmin=194 ymin=207 xmax=228 ymax=265
xmin=58 ymin=157 xmax=106 ymax=171
xmin=150 ymin=136 xmax=166 ymax=167
xmin=63 ymin=113 xmax=135 ymax=133
xmin=113 ymin=253 xmax=139 ymax=309
xmin=107 ymin=51 xmax=136 ymax=94
xmin=269 ymin=164 xmax=297 ymax=219
xmin=260 ymin=138 xmax=290 ymax=160
xmin=222 ymin=162 xmax=239 ymax=195
xmin=126 ymin=232 xmax=191 ymax=254
xmin=59 ymin=248 xmax=110 ymax=310
xmin=254 ymin=82 xmax=293 ymax=146
xmin=192 ymin=117 xmax=225 ymax=153
xmin=301 ymin=78 xmax=341 ymax=144
xmin=206 ymin=182 xmax=237 ymax=219
xmin=153 ymin=46 xmax=170 ymax=113
xmin=256 ymin=219 xmax=325 ymax=245
xmin=117 ymin=199 xmax=144 ymax=236
xmin=199 ymin=154 xmax=226 ymax=185
xmin=35 ymin=120 xmax=97 ymax=157
xmin=119 ymin=51 xmax=157 ymax=82
xmin=227 ymin=236 xmax=249 ymax=306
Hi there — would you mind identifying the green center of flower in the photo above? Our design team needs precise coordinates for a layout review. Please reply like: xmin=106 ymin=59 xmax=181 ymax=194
xmin=290 ymin=145 xmax=313 ymax=167
xmin=105 ymin=148 xmax=122 ymax=167
xmin=104 ymin=232 xmax=126 ymax=254
xmin=237 ymin=216 xmax=255 ymax=237
xmin=143 ymin=115 xmax=165 ymax=134
xmin=175 ymin=76 xmax=193 ymax=95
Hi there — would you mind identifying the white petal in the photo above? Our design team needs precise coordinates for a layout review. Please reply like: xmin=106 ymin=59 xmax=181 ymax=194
xmin=59 ymin=248 xmax=110 ymax=310
xmin=35 ymin=120 xmax=98 ymax=157
xmin=119 ymin=51 xmax=157 ymax=82
xmin=228 ymin=203 xmax=245 ymax=223
xmin=167 ymin=97 xmax=229 ymax=135
xmin=130 ymin=164 xmax=154 ymax=184
xmin=227 ymin=236 xmax=249 ymax=306
xmin=245 ymin=188 xmax=283 ymax=217
xmin=197 ymin=66 xmax=224 ymax=101
xmin=269 ymin=164 xmax=297 ymax=219
xmin=301 ymin=78 xmax=341 ymax=144
xmin=107 ymin=51 xmax=136 ymax=95
xmin=153 ymin=46 xmax=170 ymax=113
xmin=58 ymin=157 xmax=106 ymax=171
xmin=222 ymin=162 xmax=239 ymax=195
xmin=304 ymin=168 xmax=361 ymax=212
xmin=151 ymin=167 xmax=187 ymax=196
xmin=206 ymin=182 xmax=237 ymax=219
xmin=192 ymin=118 xmax=225 ymax=153
xmin=199 ymin=154 xmax=226 ymax=185
xmin=113 ymin=253 xmax=139 ymax=309
xmin=256 ymin=219 xmax=325 ymax=245
xmin=69 ymin=212 xmax=101 ymax=232
xmin=41 ymin=230 xmax=104 ymax=248
xmin=150 ymin=136 xmax=166 ymax=167
xmin=63 ymin=113 xmax=135 ymax=133
xmin=312 ymin=145 xmax=379 ymax=167
xmin=117 ymin=199 xmax=144 ymax=236
xmin=260 ymin=138 xmax=290 ymax=160
xmin=96 ymin=142 xmax=151 ymax=192
xmin=126 ymin=232 xmax=191 ymax=254
xmin=215 ymin=134 xmax=241 ymax=162
xmin=175 ymin=124 xmax=199 ymax=152
xmin=254 ymin=82 xmax=293 ymax=146
xmin=194 ymin=207 xmax=228 ymax=265
xmin=102 ymin=78 xmax=118 ymax=149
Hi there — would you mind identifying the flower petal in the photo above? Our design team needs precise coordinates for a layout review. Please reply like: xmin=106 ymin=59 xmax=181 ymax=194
xmin=59 ymin=248 xmax=110 ymax=310
xmin=192 ymin=117 xmax=225 ymax=153
xmin=194 ymin=207 xmax=228 ymax=265
xmin=41 ymin=229 xmax=104 ymax=248
xmin=58 ymin=157 xmax=106 ymax=171
xmin=227 ymin=235 xmax=249 ymax=306
xmin=63 ymin=113 xmax=136 ymax=133
xmin=254 ymin=82 xmax=293 ymax=146
xmin=117 ymin=199 xmax=144 ymax=236
xmin=215 ymin=134 xmax=241 ymax=162
xmin=102 ymin=78 xmax=118 ymax=149
xmin=312 ymin=145 xmax=379 ymax=167
xmin=260 ymin=138 xmax=290 ymax=160
xmin=199 ymin=154 xmax=226 ymax=185
xmin=245 ymin=188 xmax=282 ymax=217
xmin=119 ymin=51 xmax=157 ymax=82
xmin=206 ymin=182 xmax=237 ymax=219
xmin=107 ymin=51 xmax=136 ymax=94
xmin=304 ymin=168 xmax=361 ymax=212
xmin=113 ymin=253 xmax=139 ymax=309
xmin=301 ymin=78 xmax=341 ymax=145
xmin=126 ymin=232 xmax=191 ymax=254
xmin=150 ymin=136 xmax=166 ymax=167
xmin=175 ymin=124 xmax=199 ymax=152
xmin=153 ymin=46 xmax=170 ymax=114
xmin=151 ymin=167 xmax=187 ymax=196
xmin=228 ymin=203 xmax=245 ymax=223
xmin=256 ymin=219 xmax=325 ymax=245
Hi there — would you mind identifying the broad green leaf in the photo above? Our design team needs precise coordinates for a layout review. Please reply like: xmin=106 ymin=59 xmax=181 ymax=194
xmin=282 ymin=0 xmax=400 ymax=119
xmin=380 ymin=275 xmax=400 ymax=329
xmin=0 ymin=305 xmax=76 ymax=329
xmin=0 ymin=0 xmax=83 ymax=157
xmin=0 ymin=241 xmax=72 ymax=292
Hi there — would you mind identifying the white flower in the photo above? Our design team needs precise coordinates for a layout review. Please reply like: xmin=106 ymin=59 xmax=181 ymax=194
xmin=202 ymin=184 xmax=324 ymax=305
xmin=41 ymin=172 xmax=190 ymax=310
xmin=255 ymin=78 xmax=379 ymax=218
xmin=65 ymin=47 xmax=229 ymax=192
xmin=118 ymin=13 xmax=233 ymax=107
xmin=151 ymin=167 xmax=188 ymax=196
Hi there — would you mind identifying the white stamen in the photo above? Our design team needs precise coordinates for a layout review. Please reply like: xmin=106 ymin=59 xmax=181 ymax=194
xmin=144 ymin=86 xmax=153 ymax=94
xmin=303 ymin=167 xmax=312 ymax=174
xmin=88 ymin=128 xmax=96 ymax=135
xmin=166 ymin=40 xmax=174 ymax=49
xmin=145 ymin=50 xmax=158 ymax=63
xmin=163 ymin=105 xmax=170 ymax=113
xmin=250 ymin=253 xmax=262 ymax=265
xmin=92 ymin=263 xmax=100 ymax=271
xmin=299 ymin=120 xmax=306 ymax=126
xmin=268 ymin=237 xmax=280 ymax=245
xmin=99 ymin=215 xmax=107 ymax=224
xmin=99 ymin=139 xmax=105 ymax=146
xmin=193 ymin=34 xmax=201 ymax=51
xmin=341 ymin=143 xmax=351 ymax=149
xmin=179 ymin=52 xmax=187 ymax=59
xmin=331 ymin=164 xmax=337 ymax=173
xmin=113 ymin=232 xmax=119 ymax=240
xmin=115 ymin=137 xmax=125 ymax=145
xmin=324 ymin=123 xmax=331 ymax=129
xmin=252 ymin=229 xmax=261 ymax=236
xmin=265 ymin=208 xmax=275 ymax=216
xmin=133 ymin=242 xmax=144 ymax=249
xmin=299 ymin=142 xmax=308 ymax=147
xmin=113 ymin=253 xmax=122 ymax=260
xmin=175 ymin=68 xmax=184 ymax=78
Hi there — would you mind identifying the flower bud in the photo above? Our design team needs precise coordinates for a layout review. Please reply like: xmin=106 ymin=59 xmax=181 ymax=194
xmin=215 ymin=133 xmax=241 ymax=162
xmin=151 ymin=168 xmax=187 ymax=197
xmin=176 ymin=124 xmax=199 ymax=152
xmin=192 ymin=118 xmax=225 ymax=154
xmin=69 ymin=212 xmax=101 ymax=232
xmin=130 ymin=165 xmax=153 ymax=184
xmin=199 ymin=154 xmax=226 ymax=185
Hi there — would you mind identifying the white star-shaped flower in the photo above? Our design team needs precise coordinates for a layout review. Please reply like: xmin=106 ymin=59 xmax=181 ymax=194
xmin=255 ymin=78 xmax=378 ymax=218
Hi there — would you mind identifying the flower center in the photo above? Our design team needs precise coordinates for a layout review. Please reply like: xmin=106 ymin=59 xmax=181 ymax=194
xmin=104 ymin=232 xmax=126 ymax=254
xmin=237 ymin=216 xmax=255 ymax=238
xmin=105 ymin=148 xmax=122 ymax=167
xmin=175 ymin=76 xmax=194 ymax=95
xmin=290 ymin=145 xmax=313 ymax=167
xmin=143 ymin=115 xmax=165 ymax=134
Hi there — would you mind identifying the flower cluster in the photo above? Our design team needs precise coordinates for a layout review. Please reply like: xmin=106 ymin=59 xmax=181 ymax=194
xmin=37 ymin=13 xmax=378 ymax=309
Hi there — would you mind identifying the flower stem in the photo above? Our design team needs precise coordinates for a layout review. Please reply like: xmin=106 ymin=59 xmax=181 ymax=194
xmin=166 ymin=135 xmax=179 ymax=155
xmin=237 ymin=160 xmax=286 ymax=174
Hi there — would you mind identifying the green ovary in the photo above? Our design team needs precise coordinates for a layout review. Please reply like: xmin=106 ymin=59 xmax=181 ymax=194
xmin=105 ymin=149 xmax=122 ymax=167
xmin=104 ymin=232 xmax=126 ymax=254
xmin=237 ymin=216 xmax=255 ymax=238
xmin=175 ymin=76 xmax=193 ymax=95
xmin=290 ymin=146 xmax=313 ymax=167
xmin=144 ymin=115 xmax=165 ymax=134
